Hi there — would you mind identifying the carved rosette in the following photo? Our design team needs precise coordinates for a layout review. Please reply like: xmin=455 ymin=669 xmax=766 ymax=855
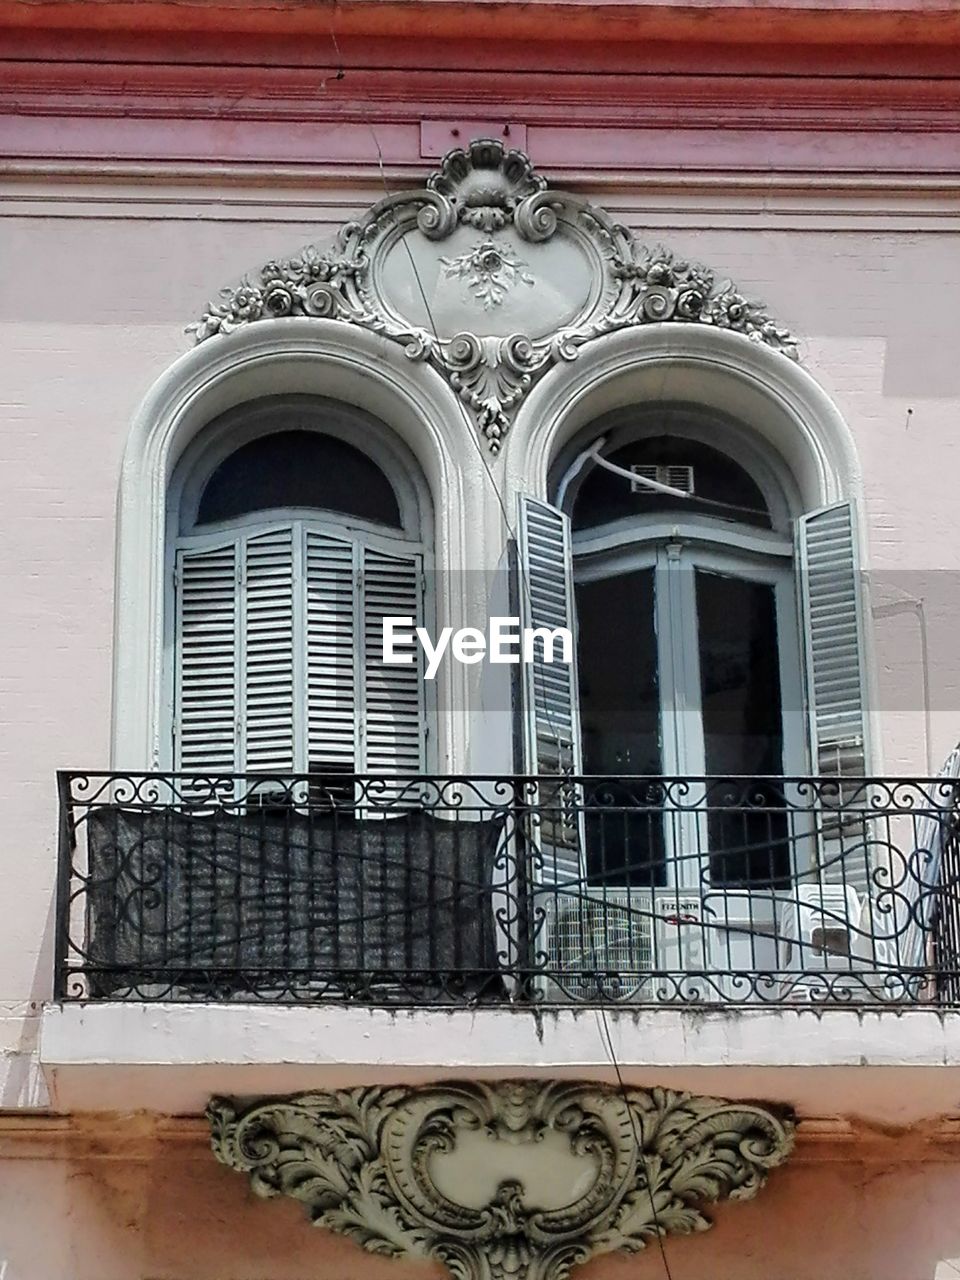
xmin=208 ymin=1080 xmax=794 ymax=1280
xmin=190 ymin=139 xmax=799 ymax=451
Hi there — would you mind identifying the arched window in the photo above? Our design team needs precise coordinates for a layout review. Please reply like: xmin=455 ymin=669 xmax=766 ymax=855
xmin=166 ymin=395 xmax=431 ymax=780
xmin=562 ymin=411 xmax=801 ymax=891
xmin=515 ymin=401 xmax=870 ymax=901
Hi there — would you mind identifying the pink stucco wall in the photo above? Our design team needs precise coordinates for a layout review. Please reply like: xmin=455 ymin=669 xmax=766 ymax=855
xmin=2 ymin=7 xmax=960 ymax=1276
xmin=3 ymin=1118 xmax=960 ymax=1280
xmin=2 ymin=194 xmax=958 ymax=1016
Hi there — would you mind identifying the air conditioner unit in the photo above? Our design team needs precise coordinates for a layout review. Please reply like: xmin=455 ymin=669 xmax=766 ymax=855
xmin=651 ymin=894 xmax=706 ymax=970
xmin=546 ymin=891 xmax=653 ymax=1001
xmin=545 ymin=891 xmax=714 ymax=1003
xmin=778 ymin=884 xmax=864 ymax=1001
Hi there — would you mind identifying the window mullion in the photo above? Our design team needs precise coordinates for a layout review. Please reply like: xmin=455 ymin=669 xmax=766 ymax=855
xmin=235 ymin=532 xmax=247 ymax=776
xmin=354 ymin=541 xmax=366 ymax=773
xmin=656 ymin=544 xmax=707 ymax=891
xmin=291 ymin=522 xmax=307 ymax=776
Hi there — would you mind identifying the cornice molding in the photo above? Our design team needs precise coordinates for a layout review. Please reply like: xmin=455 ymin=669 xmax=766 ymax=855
xmin=6 ymin=66 xmax=960 ymax=129
xmin=2 ymin=0 xmax=959 ymax=45
xmin=208 ymin=1080 xmax=795 ymax=1280
xmin=6 ymin=1109 xmax=960 ymax=1165
xmin=189 ymin=138 xmax=798 ymax=451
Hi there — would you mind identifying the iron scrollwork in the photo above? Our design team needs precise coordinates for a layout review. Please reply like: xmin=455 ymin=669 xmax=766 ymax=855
xmin=208 ymin=1080 xmax=795 ymax=1280
xmin=55 ymin=770 xmax=960 ymax=1008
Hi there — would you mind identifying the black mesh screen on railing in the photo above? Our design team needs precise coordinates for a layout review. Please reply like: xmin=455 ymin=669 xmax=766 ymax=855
xmin=84 ymin=804 xmax=505 ymax=1001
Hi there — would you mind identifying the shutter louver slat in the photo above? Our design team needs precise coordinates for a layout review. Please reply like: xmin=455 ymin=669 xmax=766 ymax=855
xmin=176 ymin=521 xmax=427 ymax=799
xmin=305 ymin=531 xmax=358 ymax=775
xmin=362 ymin=545 xmax=425 ymax=780
xmin=175 ymin=542 xmax=239 ymax=775
xmin=517 ymin=496 xmax=584 ymax=888
xmin=797 ymin=501 xmax=870 ymax=892
xmin=243 ymin=528 xmax=296 ymax=774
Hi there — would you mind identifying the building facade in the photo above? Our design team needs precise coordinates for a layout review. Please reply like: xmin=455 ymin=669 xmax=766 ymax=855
xmin=3 ymin=2 xmax=960 ymax=1277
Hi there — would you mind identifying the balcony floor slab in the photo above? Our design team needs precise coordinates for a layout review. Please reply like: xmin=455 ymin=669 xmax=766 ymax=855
xmin=38 ymin=1001 xmax=960 ymax=1122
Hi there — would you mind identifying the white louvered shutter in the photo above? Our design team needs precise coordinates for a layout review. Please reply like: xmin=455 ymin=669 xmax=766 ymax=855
xmin=517 ymin=496 xmax=585 ymax=885
xmin=361 ymin=545 xmax=425 ymax=777
xmin=175 ymin=540 xmax=240 ymax=774
xmin=242 ymin=527 xmax=297 ymax=773
xmin=305 ymin=530 xmax=359 ymax=778
xmin=796 ymin=502 xmax=870 ymax=889
xmin=176 ymin=521 xmax=426 ymax=788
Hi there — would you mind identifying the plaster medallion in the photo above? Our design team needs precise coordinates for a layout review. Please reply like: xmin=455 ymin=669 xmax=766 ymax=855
xmin=439 ymin=240 xmax=536 ymax=312
xmin=190 ymin=138 xmax=799 ymax=451
xmin=209 ymin=1079 xmax=795 ymax=1280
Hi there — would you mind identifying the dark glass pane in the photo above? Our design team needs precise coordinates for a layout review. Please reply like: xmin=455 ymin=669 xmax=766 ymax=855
xmin=695 ymin=570 xmax=790 ymax=886
xmin=576 ymin=570 xmax=666 ymax=886
xmin=197 ymin=430 xmax=402 ymax=528
xmin=573 ymin=436 xmax=771 ymax=531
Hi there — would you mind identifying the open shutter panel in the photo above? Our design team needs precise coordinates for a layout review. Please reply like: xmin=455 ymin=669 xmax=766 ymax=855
xmin=305 ymin=529 xmax=360 ymax=780
xmin=175 ymin=540 xmax=240 ymax=773
xmin=361 ymin=545 xmax=425 ymax=776
xmin=796 ymin=502 xmax=870 ymax=890
xmin=242 ymin=527 xmax=297 ymax=774
xmin=517 ymin=496 xmax=584 ymax=886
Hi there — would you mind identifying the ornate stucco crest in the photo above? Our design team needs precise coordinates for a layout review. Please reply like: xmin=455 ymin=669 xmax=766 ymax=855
xmin=208 ymin=1080 xmax=794 ymax=1280
xmin=190 ymin=139 xmax=799 ymax=451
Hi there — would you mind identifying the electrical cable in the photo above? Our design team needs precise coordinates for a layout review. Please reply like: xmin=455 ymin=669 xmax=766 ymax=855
xmin=353 ymin=106 xmax=691 ymax=1280
xmin=595 ymin=1005 xmax=676 ymax=1280
xmin=364 ymin=124 xmax=576 ymax=757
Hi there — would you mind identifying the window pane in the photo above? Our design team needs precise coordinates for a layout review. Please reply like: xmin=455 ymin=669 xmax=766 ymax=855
xmin=576 ymin=570 xmax=665 ymax=886
xmin=573 ymin=436 xmax=772 ymax=531
xmin=695 ymin=570 xmax=790 ymax=886
xmin=197 ymin=431 xmax=403 ymax=528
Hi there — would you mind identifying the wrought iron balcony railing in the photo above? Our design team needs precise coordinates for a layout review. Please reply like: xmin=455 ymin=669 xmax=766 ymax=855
xmin=56 ymin=771 xmax=960 ymax=1008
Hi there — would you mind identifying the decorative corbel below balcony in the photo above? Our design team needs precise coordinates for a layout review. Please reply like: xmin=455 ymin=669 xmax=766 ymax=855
xmin=207 ymin=1079 xmax=795 ymax=1280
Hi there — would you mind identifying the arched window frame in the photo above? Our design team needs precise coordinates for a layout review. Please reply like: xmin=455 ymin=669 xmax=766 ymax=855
xmin=550 ymin=401 xmax=801 ymax=538
xmin=502 ymin=323 xmax=876 ymax=786
xmin=171 ymin=394 xmax=426 ymax=540
xmin=112 ymin=320 xmax=499 ymax=776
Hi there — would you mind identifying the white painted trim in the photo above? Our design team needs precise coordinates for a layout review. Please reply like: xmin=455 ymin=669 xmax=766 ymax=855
xmin=39 ymin=1001 xmax=960 ymax=1124
xmin=504 ymin=324 xmax=862 ymax=515
xmin=573 ymin=517 xmax=793 ymax=564
xmin=112 ymin=319 xmax=499 ymax=774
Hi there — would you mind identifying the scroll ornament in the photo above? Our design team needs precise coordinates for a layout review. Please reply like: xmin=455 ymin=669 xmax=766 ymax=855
xmin=189 ymin=140 xmax=799 ymax=452
xmin=208 ymin=1079 xmax=795 ymax=1280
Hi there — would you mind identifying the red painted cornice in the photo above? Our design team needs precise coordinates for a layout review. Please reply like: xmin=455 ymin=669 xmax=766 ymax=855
xmin=3 ymin=0 xmax=957 ymax=175
xmin=2 ymin=0 xmax=960 ymax=44
xmin=5 ymin=62 xmax=960 ymax=132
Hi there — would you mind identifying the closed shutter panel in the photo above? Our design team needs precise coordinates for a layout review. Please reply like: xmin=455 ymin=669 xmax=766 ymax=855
xmin=361 ymin=545 xmax=425 ymax=776
xmin=176 ymin=522 xmax=425 ymax=793
xmin=517 ymin=496 xmax=584 ymax=886
xmin=305 ymin=530 xmax=359 ymax=781
xmin=796 ymin=502 xmax=870 ymax=890
xmin=175 ymin=540 xmax=240 ymax=774
xmin=242 ymin=527 xmax=297 ymax=774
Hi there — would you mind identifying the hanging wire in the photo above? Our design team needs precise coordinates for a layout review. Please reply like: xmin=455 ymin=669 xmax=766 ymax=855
xmin=364 ymin=125 xmax=576 ymax=752
xmin=341 ymin=107 xmax=686 ymax=1280
xmin=595 ymin=1006 xmax=676 ymax=1280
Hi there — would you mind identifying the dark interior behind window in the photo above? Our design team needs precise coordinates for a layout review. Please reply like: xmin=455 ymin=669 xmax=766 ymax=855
xmin=197 ymin=430 xmax=403 ymax=528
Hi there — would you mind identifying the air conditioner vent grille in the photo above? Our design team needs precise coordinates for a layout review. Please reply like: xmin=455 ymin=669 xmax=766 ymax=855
xmin=549 ymin=893 xmax=653 ymax=1000
xmin=631 ymin=464 xmax=695 ymax=495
